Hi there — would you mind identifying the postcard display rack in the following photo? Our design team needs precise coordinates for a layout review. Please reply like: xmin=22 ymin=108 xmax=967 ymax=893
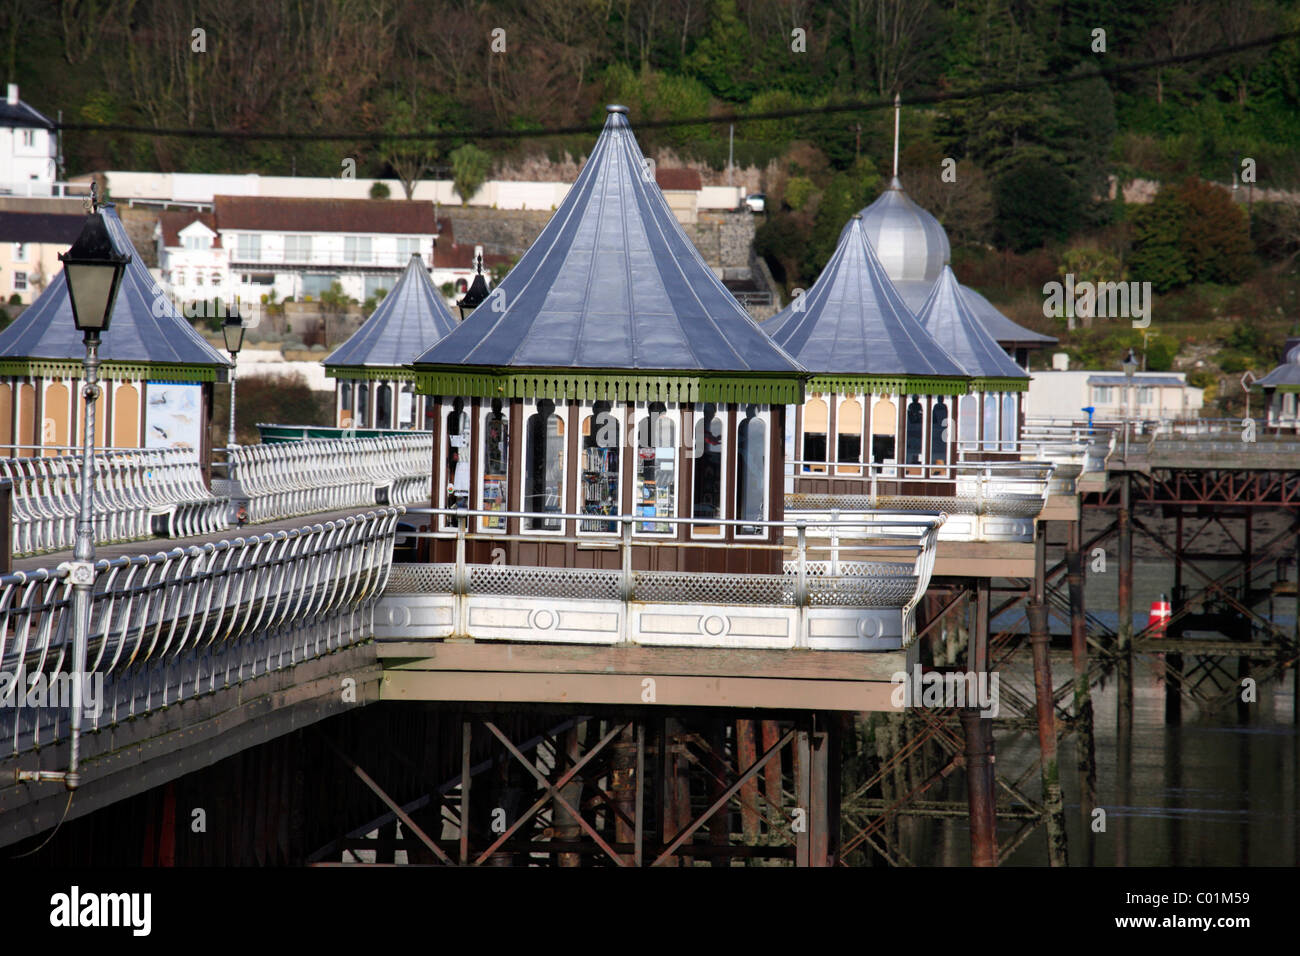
xmin=637 ymin=444 xmax=675 ymax=533
xmin=581 ymin=442 xmax=620 ymax=532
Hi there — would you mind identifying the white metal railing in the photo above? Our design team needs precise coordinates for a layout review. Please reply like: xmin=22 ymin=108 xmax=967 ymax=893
xmin=2 ymin=448 xmax=228 ymax=556
xmin=392 ymin=505 xmax=944 ymax=644
xmin=0 ymin=508 xmax=400 ymax=758
xmin=226 ymin=434 xmax=431 ymax=522
xmin=783 ymin=458 xmax=1053 ymax=515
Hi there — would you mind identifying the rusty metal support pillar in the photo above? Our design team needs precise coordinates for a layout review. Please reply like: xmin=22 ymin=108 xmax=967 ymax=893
xmin=459 ymin=719 xmax=472 ymax=865
xmin=1117 ymin=473 xmax=1133 ymax=656
xmin=1167 ymin=510 xmax=1184 ymax=725
xmin=611 ymin=722 xmax=638 ymax=864
xmin=795 ymin=723 xmax=811 ymax=867
xmin=736 ymin=719 xmax=761 ymax=846
xmin=808 ymin=714 xmax=840 ymax=867
xmin=555 ymin=724 xmax=582 ymax=866
xmin=1066 ymin=519 xmax=1096 ymax=844
xmin=1029 ymin=521 xmax=1067 ymax=865
xmin=760 ymin=719 xmax=783 ymax=831
xmin=960 ymin=708 xmax=996 ymax=867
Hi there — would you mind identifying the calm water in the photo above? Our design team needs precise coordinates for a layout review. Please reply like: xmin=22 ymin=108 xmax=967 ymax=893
xmin=915 ymin=646 xmax=1300 ymax=866
xmin=919 ymin=548 xmax=1300 ymax=866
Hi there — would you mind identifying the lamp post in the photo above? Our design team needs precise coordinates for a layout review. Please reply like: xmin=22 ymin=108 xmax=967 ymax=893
xmin=42 ymin=189 xmax=129 ymax=791
xmin=223 ymin=307 xmax=245 ymax=448
xmin=456 ymin=254 xmax=489 ymax=322
xmin=1122 ymin=347 xmax=1138 ymax=460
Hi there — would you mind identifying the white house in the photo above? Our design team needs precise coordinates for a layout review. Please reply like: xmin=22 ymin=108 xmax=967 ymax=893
xmin=1027 ymin=356 xmax=1203 ymax=421
xmin=156 ymin=199 xmax=508 ymax=315
xmin=0 ymin=85 xmax=57 ymax=196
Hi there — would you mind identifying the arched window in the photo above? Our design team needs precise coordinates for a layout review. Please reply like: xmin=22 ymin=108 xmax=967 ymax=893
xmin=1001 ymin=392 xmax=1018 ymax=451
xmin=355 ymin=383 xmax=370 ymax=428
xmin=339 ymin=381 xmax=353 ymax=429
xmin=736 ymin=406 xmax=767 ymax=536
xmin=635 ymin=404 xmax=676 ymax=534
xmin=871 ymin=397 xmax=896 ymax=465
xmin=398 ymin=383 xmax=415 ymax=428
xmin=692 ymin=403 xmax=725 ymax=535
xmin=376 ymin=383 xmax=393 ymax=429
xmin=982 ymin=392 xmax=998 ymax=451
xmin=480 ymin=398 xmax=508 ymax=531
xmin=905 ymin=396 xmax=924 ymax=467
xmin=443 ymin=398 xmax=471 ymax=527
xmin=580 ymin=400 xmax=620 ymax=533
xmin=930 ymin=398 xmax=949 ymax=466
xmin=837 ymin=397 xmax=862 ymax=475
xmin=958 ymin=394 xmax=977 ymax=447
xmin=802 ymin=397 xmax=828 ymax=473
xmin=525 ymin=399 xmax=565 ymax=531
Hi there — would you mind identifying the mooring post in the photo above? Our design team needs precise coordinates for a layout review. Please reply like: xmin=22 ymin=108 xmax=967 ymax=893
xmin=1028 ymin=523 xmax=1068 ymax=866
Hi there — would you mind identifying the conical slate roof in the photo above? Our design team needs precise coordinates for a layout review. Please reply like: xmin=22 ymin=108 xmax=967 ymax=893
xmin=1255 ymin=344 xmax=1300 ymax=391
xmin=916 ymin=266 xmax=1028 ymax=386
xmin=414 ymin=106 xmax=800 ymax=382
xmin=0 ymin=205 xmax=231 ymax=379
xmin=763 ymin=216 xmax=966 ymax=385
xmin=324 ymin=254 xmax=455 ymax=370
xmin=959 ymin=284 xmax=1058 ymax=348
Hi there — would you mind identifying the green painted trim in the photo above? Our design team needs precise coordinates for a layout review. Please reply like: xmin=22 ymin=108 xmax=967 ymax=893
xmin=1252 ymin=383 xmax=1300 ymax=393
xmin=0 ymin=359 xmax=225 ymax=382
xmin=412 ymin=368 xmax=805 ymax=405
xmin=972 ymin=376 xmax=1030 ymax=392
xmin=325 ymin=366 xmax=414 ymax=382
xmin=806 ymin=374 xmax=970 ymax=396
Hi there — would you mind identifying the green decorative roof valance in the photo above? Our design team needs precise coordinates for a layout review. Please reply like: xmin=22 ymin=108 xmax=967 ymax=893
xmin=805 ymin=374 xmax=970 ymax=397
xmin=413 ymin=368 xmax=804 ymax=405
xmin=0 ymin=359 xmax=227 ymax=383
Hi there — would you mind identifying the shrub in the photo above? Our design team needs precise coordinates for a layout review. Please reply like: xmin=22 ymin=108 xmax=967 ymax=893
xmin=369 ymin=181 xmax=391 ymax=199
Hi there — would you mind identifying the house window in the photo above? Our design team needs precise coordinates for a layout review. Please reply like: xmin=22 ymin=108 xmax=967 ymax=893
xmin=195 ymin=274 xmax=204 ymax=287
xmin=1093 ymin=386 xmax=1113 ymax=405
xmin=635 ymin=404 xmax=677 ymax=534
xmin=21 ymin=130 xmax=33 ymax=147
xmin=237 ymin=234 xmax=261 ymax=261
xmin=1137 ymin=387 xmax=1153 ymax=406
xmin=525 ymin=399 xmax=566 ymax=531
xmin=174 ymin=270 xmax=186 ymax=286
xmin=344 ymin=236 xmax=372 ymax=264
xmin=12 ymin=271 xmax=25 ymax=292
xmin=12 ymin=243 xmax=27 ymax=262
xmin=183 ymin=234 xmax=212 ymax=251
xmin=396 ymin=236 xmax=420 ymax=259
xmin=802 ymin=397 xmax=828 ymax=473
xmin=284 ymin=234 xmax=312 ymax=262
xmin=692 ymin=403 xmax=725 ymax=536
xmin=480 ymin=399 xmax=509 ymax=531
xmin=579 ymin=401 xmax=620 ymax=533
xmin=736 ymin=406 xmax=768 ymax=536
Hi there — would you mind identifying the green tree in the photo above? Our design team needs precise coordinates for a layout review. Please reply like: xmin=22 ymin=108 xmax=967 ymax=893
xmin=992 ymin=157 xmax=1078 ymax=253
xmin=684 ymin=0 xmax=753 ymax=102
xmin=450 ymin=143 xmax=492 ymax=204
xmin=1129 ymin=179 xmax=1254 ymax=291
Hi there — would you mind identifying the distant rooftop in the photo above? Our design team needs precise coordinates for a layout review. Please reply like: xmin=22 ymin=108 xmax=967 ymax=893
xmin=0 ymin=85 xmax=53 ymax=130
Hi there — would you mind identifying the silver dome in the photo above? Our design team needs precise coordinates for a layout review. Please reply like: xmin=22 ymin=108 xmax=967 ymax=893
xmin=858 ymin=176 xmax=951 ymax=286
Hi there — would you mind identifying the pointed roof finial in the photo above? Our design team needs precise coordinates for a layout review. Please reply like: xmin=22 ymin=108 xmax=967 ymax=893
xmin=892 ymin=92 xmax=901 ymax=180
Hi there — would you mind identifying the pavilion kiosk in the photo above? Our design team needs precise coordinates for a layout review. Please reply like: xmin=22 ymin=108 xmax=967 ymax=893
xmin=323 ymin=253 xmax=454 ymax=431
xmin=763 ymin=213 xmax=968 ymax=498
xmin=916 ymin=264 xmax=1029 ymax=460
xmin=0 ymin=205 xmax=231 ymax=474
xmin=1253 ymin=342 xmax=1300 ymax=433
xmin=410 ymin=106 xmax=804 ymax=574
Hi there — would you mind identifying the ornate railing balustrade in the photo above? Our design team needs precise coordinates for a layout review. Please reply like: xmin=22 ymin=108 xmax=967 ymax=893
xmin=223 ymin=434 xmax=432 ymax=522
xmin=0 ymin=508 xmax=400 ymax=758
xmin=783 ymin=459 xmax=1053 ymax=542
xmin=1 ymin=447 xmax=227 ymax=556
xmin=377 ymin=507 xmax=944 ymax=653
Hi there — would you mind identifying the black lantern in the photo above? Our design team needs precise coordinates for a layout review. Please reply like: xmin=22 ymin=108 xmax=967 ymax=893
xmin=59 ymin=210 xmax=130 ymax=338
xmin=457 ymin=254 xmax=489 ymax=321
xmin=223 ymin=308 xmax=245 ymax=355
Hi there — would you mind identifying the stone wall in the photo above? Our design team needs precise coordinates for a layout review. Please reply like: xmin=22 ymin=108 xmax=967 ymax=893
xmin=444 ymin=207 xmax=552 ymax=257
xmin=684 ymin=211 xmax=755 ymax=270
